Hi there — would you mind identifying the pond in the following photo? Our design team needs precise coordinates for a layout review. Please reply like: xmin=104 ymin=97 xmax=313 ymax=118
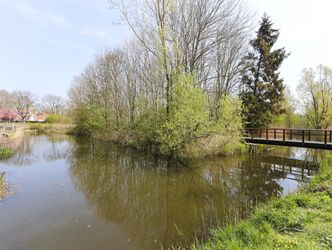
xmin=0 ymin=135 xmax=323 ymax=250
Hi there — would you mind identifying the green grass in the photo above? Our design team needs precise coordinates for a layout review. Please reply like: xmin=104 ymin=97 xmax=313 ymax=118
xmin=0 ymin=147 xmax=13 ymax=160
xmin=0 ymin=152 xmax=11 ymax=198
xmin=0 ymin=172 xmax=7 ymax=198
xmin=45 ymin=114 xmax=72 ymax=124
xmin=28 ymin=123 xmax=74 ymax=134
xmin=195 ymin=156 xmax=332 ymax=250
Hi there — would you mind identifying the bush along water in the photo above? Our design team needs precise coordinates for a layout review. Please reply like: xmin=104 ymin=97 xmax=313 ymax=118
xmin=0 ymin=172 xmax=8 ymax=198
xmin=70 ymin=72 xmax=244 ymax=160
xmin=0 ymin=147 xmax=13 ymax=160
xmin=196 ymin=155 xmax=332 ymax=250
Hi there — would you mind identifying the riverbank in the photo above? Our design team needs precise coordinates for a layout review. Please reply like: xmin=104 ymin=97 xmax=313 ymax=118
xmin=98 ymin=132 xmax=246 ymax=161
xmin=0 ymin=148 xmax=13 ymax=160
xmin=28 ymin=123 xmax=75 ymax=134
xmin=0 ymin=172 xmax=8 ymax=199
xmin=196 ymin=155 xmax=332 ymax=250
xmin=0 ymin=123 xmax=74 ymax=199
xmin=0 ymin=122 xmax=74 ymax=156
xmin=0 ymin=124 xmax=25 ymax=150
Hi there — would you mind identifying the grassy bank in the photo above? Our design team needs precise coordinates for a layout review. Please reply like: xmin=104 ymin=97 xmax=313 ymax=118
xmin=0 ymin=147 xmax=13 ymax=160
xmin=196 ymin=156 xmax=332 ymax=250
xmin=0 ymin=172 xmax=7 ymax=198
xmin=28 ymin=123 xmax=75 ymax=134
xmin=0 ymin=122 xmax=74 ymax=154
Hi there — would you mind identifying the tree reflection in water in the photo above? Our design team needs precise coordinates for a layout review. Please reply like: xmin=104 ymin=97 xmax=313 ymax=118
xmin=5 ymin=135 xmax=72 ymax=166
xmin=69 ymin=139 xmax=309 ymax=249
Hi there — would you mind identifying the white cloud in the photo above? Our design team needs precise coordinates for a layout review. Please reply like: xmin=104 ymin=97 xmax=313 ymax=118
xmin=81 ymin=28 xmax=112 ymax=41
xmin=0 ymin=0 xmax=113 ymax=42
xmin=0 ymin=0 xmax=71 ymax=28
xmin=62 ymin=0 xmax=107 ymax=12
xmin=251 ymin=0 xmax=332 ymax=96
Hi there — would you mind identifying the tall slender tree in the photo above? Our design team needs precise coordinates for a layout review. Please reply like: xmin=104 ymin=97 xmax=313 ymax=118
xmin=240 ymin=14 xmax=289 ymax=128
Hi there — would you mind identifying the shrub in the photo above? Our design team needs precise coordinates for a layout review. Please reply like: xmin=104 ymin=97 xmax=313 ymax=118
xmin=155 ymin=74 xmax=243 ymax=158
xmin=29 ymin=123 xmax=47 ymax=133
xmin=45 ymin=114 xmax=71 ymax=124
xmin=0 ymin=147 xmax=13 ymax=160
xmin=156 ymin=73 xmax=209 ymax=157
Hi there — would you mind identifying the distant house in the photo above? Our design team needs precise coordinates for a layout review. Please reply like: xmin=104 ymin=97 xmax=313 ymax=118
xmin=27 ymin=113 xmax=37 ymax=122
xmin=36 ymin=114 xmax=47 ymax=123
xmin=26 ymin=112 xmax=47 ymax=123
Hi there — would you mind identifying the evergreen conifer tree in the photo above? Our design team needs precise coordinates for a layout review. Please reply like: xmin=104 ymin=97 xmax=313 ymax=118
xmin=240 ymin=14 xmax=289 ymax=127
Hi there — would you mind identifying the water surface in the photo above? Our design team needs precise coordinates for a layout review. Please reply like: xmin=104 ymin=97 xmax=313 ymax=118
xmin=0 ymin=135 xmax=321 ymax=250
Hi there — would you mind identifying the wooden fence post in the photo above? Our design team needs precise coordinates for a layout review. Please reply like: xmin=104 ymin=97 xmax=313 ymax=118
xmin=283 ymin=129 xmax=285 ymax=142
xmin=290 ymin=130 xmax=293 ymax=140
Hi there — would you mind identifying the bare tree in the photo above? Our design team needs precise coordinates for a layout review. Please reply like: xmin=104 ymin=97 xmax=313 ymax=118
xmin=10 ymin=91 xmax=35 ymax=122
xmin=0 ymin=89 xmax=11 ymax=109
xmin=109 ymin=0 xmax=251 ymax=115
xmin=42 ymin=94 xmax=65 ymax=115
xmin=297 ymin=65 xmax=332 ymax=129
xmin=69 ymin=0 xmax=252 ymax=138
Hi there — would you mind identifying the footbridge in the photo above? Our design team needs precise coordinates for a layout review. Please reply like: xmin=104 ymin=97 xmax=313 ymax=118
xmin=243 ymin=128 xmax=332 ymax=150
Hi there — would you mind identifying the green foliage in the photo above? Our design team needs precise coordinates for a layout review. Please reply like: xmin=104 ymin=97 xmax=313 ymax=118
xmin=0 ymin=172 xmax=6 ymax=197
xmin=271 ymin=113 xmax=307 ymax=129
xmin=118 ymin=73 xmax=244 ymax=159
xmin=185 ymin=95 xmax=244 ymax=158
xmin=131 ymin=109 xmax=165 ymax=149
xmin=297 ymin=65 xmax=332 ymax=129
xmin=70 ymin=72 xmax=244 ymax=159
xmin=0 ymin=172 xmax=4 ymax=185
xmin=156 ymin=74 xmax=209 ymax=156
xmin=45 ymin=114 xmax=71 ymax=124
xmin=29 ymin=123 xmax=73 ymax=134
xmin=0 ymin=147 xmax=13 ymax=160
xmin=240 ymin=15 xmax=289 ymax=128
xmin=197 ymin=154 xmax=332 ymax=250
xmin=29 ymin=123 xmax=47 ymax=133
xmin=270 ymin=88 xmax=307 ymax=128
xmin=210 ymin=96 xmax=243 ymax=154
xmin=72 ymin=106 xmax=104 ymax=136
xmin=214 ymin=96 xmax=243 ymax=133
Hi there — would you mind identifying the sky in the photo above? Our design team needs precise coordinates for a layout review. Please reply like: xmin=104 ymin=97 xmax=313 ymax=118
xmin=251 ymin=0 xmax=332 ymax=96
xmin=0 ymin=0 xmax=131 ymax=97
xmin=0 ymin=0 xmax=332 ymax=98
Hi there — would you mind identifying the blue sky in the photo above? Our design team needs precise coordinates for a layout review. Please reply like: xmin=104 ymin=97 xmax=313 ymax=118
xmin=0 ymin=0 xmax=332 ymax=98
xmin=252 ymin=0 xmax=332 ymax=97
xmin=0 ymin=0 xmax=130 ymax=97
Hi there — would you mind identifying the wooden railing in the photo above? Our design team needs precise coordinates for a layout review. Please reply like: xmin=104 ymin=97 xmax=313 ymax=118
xmin=244 ymin=128 xmax=332 ymax=145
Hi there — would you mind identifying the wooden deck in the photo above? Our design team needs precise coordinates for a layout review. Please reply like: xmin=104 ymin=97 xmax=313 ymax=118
xmin=243 ymin=128 xmax=332 ymax=150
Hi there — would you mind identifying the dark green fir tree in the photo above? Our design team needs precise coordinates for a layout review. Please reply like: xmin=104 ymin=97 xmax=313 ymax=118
xmin=240 ymin=14 xmax=289 ymax=128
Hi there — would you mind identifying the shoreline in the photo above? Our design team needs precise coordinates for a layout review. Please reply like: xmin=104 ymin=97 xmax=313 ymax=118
xmin=75 ymin=132 xmax=247 ymax=162
xmin=0 ymin=123 xmax=24 ymax=147
xmin=0 ymin=123 xmax=74 ymax=147
xmin=196 ymin=155 xmax=332 ymax=250
xmin=0 ymin=132 xmax=329 ymax=248
xmin=1 ymin=122 xmax=246 ymax=163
